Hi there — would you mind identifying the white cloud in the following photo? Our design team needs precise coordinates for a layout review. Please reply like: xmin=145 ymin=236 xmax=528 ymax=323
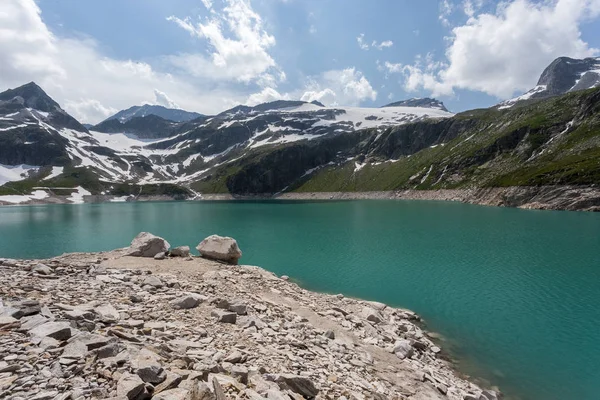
xmin=301 ymin=68 xmax=377 ymax=106
xmin=373 ymin=40 xmax=394 ymax=50
xmin=63 ymin=99 xmax=117 ymax=123
xmin=152 ymin=89 xmax=179 ymax=109
xmin=357 ymin=33 xmax=393 ymax=50
xmin=0 ymin=0 xmax=270 ymax=123
xmin=357 ymin=34 xmax=370 ymax=50
xmin=439 ymin=0 xmax=454 ymax=26
xmin=167 ymin=0 xmax=282 ymax=85
xmin=391 ymin=0 xmax=600 ymax=98
xmin=246 ymin=87 xmax=290 ymax=105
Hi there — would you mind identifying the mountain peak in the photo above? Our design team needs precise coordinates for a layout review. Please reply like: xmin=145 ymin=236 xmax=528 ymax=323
xmin=382 ymin=98 xmax=449 ymax=112
xmin=102 ymin=104 xmax=204 ymax=123
xmin=499 ymin=56 xmax=600 ymax=109
xmin=0 ymin=81 xmax=62 ymax=113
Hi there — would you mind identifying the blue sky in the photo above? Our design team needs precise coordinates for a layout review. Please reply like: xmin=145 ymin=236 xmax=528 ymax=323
xmin=1 ymin=0 xmax=600 ymax=123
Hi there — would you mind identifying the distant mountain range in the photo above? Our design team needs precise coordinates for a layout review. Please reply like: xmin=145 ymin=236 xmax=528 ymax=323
xmin=1 ymin=56 xmax=599 ymax=208
xmin=102 ymin=104 xmax=204 ymax=123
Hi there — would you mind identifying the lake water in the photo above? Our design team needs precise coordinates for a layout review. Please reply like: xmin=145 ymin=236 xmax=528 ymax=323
xmin=0 ymin=200 xmax=599 ymax=399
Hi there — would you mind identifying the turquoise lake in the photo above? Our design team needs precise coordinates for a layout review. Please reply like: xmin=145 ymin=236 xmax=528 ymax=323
xmin=0 ymin=200 xmax=599 ymax=399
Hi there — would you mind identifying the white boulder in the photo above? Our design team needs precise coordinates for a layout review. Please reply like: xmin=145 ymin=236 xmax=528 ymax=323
xmin=196 ymin=235 xmax=242 ymax=264
xmin=126 ymin=232 xmax=170 ymax=258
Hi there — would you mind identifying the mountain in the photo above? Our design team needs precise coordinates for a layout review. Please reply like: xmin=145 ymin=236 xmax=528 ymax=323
xmin=102 ymin=104 xmax=204 ymax=123
xmin=0 ymin=83 xmax=453 ymax=202
xmin=499 ymin=57 xmax=600 ymax=109
xmin=92 ymin=114 xmax=184 ymax=139
xmin=1 ymin=71 xmax=599 ymax=209
xmin=383 ymin=98 xmax=449 ymax=112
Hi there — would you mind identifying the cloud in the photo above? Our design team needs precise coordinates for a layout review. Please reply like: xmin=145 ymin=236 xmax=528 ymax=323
xmin=152 ymin=89 xmax=179 ymax=109
xmin=167 ymin=0 xmax=283 ymax=85
xmin=246 ymin=87 xmax=290 ymax=105
xmin=373 ymin=40 xmax=394 ymax=50
xmin=301 ymin=68 xmax=377 ymax=106
xmin=0 ymin=0 xmax=268 ymax=123
xmin=390 ymin=0 xmax=600 ymax=98
xmin=357 ymin=34 xmax=370 ymax=50
xmin=439 ymin=0 xmax=454 ymax=26
xmin=357 ymin=33 xmax=393 ymax=50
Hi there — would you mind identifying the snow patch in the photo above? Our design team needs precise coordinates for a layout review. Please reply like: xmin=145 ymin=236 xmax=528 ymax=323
xmin=67 ymin=186 xmax=91 ymax=204
xmin=42 ymin=166 xmax=64 ymax=181
xmin=0 ymin=164 xmax=40 ymax=185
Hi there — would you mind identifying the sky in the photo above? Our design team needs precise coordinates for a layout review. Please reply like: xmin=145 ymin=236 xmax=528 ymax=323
xmin=1 ymin=0 xmax=600 ymax=123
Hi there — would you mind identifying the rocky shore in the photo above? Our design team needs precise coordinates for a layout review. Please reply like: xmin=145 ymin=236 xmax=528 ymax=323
xmin=0 ymin=234 xmax=500 ymax=400
xmin=2 ymin=185 xmax=599 ymax=211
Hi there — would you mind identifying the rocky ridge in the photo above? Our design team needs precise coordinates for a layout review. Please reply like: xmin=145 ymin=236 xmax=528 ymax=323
xmin=0 ymin=238 xmax=499 ymax=400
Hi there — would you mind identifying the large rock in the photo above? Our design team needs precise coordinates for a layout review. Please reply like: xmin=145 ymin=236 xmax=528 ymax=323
xmin=116 ymin=372 xmax=147 ymax=399
xmin=29 ymin=322 xmax=72 ymax=341
xmin=211 ymin=309 xmax=237 ymax=324
xmin=196 ymin=235 xmax=242 ymax=264
xmin=132 ymin=348 xmax=165 ymax=384
xmin=272 ymin=374 xmax=319 ymax=397
xmin=393 ymin=340 xmax=414 ymax=360
xmin=126 ymin=232 xmax=170 ymax=258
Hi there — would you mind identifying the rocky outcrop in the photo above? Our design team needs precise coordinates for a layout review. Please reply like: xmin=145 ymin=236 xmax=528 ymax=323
xmin=197 ymin=235 xmax=242 ymax=264
xmin=0 ymin=247 xmax=498 ymax=400
xmin=126 ymin=232 xmax=170 ymax=258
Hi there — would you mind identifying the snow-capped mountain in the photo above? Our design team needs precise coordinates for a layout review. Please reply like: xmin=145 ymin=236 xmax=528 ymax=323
xmin=102 ymin=104 xmax=204 ymax=123
xmin=382 ymin=98 xmax=449 ymax=112
xmin=499 ymin=57 xmax=600 ymax=109
xmin=0 ymin=83 xmax=454 ymax=202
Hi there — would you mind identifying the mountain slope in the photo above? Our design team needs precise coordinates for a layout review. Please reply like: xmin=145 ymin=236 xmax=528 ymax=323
xmin=91 ymin=114 xmax=183 ymax=139
xmin=499 ymin=57 xmax=600 ymax=109
xmin=192 ymin=88 xmax=600 ymax=200
xmin=102 ymin=104 xmax=204 ymax=123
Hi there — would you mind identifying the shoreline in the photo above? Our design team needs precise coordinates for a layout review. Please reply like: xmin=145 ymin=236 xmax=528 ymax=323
xmin=2 ymin=185 xmax=599 ymax=212
xmin=0 ymin=247 xmax=500 ymax=399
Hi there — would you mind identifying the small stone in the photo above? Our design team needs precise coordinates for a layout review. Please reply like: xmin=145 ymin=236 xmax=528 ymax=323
xmin=132 ymin=348 xmax=165 ymax=384
xmin=170 ymin=295 xmax=203 ymax=309
xmin=228 ymin=301 xmax=247 ymax=315
xmin=0 ymin=316 xmax=18 ymax=327
xmin=33 ymin=263 xmax=53 ymax=275
xmin=95 ymin=303 xmax=120 ymax=323
xmin=361 ymin=307 xmax=383 ymax=324
xmin=272 ymin=374 xmax=319 ymax=397
xmin=152 ymin=388 xmax=189 ymax=400
xmin=211 ymin=309 xmax=236 ymax=324
xmin=229 ymin=365 xmax=249 ymax=384
xmin=64 ymin=309 xmax=94 ymax=320
xmin=154 ymin=252 xmax=167 ymax=260
xmin=142 ymin=275 xmax=163 ymax=288
xmin=223 ymin=350 xmax=243 ymax=364
xmin=171 ymin=246 xmax=190 ymax=257
xmin=437 ymin=384 xmax=448 ymax=395
xmin=323 ymin=330 xmax=335 ymax=340
xmin=393 ymin=340 xmax=414 ymax=360
xmin=154 ymin=372 xmax=182 ymax=394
